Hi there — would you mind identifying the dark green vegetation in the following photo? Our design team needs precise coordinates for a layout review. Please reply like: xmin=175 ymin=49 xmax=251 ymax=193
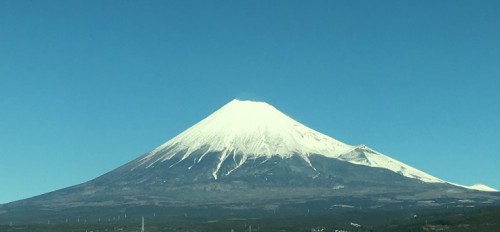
xmin=382 ymin=206 xmax=500 ymax=232
xmin=1 ymin=206 xmax=499 ymax=232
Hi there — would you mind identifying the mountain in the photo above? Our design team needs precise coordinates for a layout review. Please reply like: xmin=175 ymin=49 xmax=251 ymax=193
xmin=1 ymin=99 xmax=498 ymax=223
xmin=468 ymin=184 xmax=498 ymax=192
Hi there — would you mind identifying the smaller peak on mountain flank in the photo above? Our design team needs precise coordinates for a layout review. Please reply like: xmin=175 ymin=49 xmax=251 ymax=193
xmin=469 ymin=184 xmax=498 ymax=192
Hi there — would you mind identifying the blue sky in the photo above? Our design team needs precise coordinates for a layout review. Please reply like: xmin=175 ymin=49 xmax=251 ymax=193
xmin=1 ymin=0 xmax=499 ymax=204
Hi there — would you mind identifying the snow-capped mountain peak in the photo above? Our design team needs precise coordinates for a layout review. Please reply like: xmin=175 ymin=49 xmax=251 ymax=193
xmin=135 ymin=99 xmax=444 ymax=182
xmin=139 ymin=99 xmax=355 ymax=169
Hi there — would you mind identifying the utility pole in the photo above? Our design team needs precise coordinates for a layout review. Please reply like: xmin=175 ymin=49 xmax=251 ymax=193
xmin=141 ymin=216 xmax=145 ymax=232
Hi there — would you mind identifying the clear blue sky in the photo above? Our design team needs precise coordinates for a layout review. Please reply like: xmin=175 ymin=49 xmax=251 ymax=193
xmin=1 ymin=1 xmax=499 ymax=204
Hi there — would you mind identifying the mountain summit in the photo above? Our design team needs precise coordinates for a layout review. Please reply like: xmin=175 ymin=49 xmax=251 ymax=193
xmin=142 ymin=99 xmax=354 ymax=161
xmin=136 ymin=99 xmax=354 ymax=179
xmin=135 ymin=99 xmax=441 ymax=182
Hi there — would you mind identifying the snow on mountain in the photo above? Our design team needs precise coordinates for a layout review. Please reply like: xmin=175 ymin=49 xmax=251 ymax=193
xmin=452 ymin=183 xmax=499 ymax=192
xmin=339 ymin=145 xmax=444 ymax=183
xmin=469 ymin=184 xmax=498 ymax=192
xmin=135 ymin=99 xmax=443 ymax=182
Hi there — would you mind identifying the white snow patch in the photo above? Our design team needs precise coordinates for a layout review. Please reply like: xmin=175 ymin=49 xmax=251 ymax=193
xmin=468 ymin=184 xmax=498 ymax=192
xmin=450 ymin=183 xmax=498 ymax=192
xmin=350 ymin=222 xmax=361 ymax=228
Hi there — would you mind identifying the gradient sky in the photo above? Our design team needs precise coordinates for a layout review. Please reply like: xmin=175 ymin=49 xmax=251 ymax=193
xmin=1 ymin=1 xmax=499 ymax=204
